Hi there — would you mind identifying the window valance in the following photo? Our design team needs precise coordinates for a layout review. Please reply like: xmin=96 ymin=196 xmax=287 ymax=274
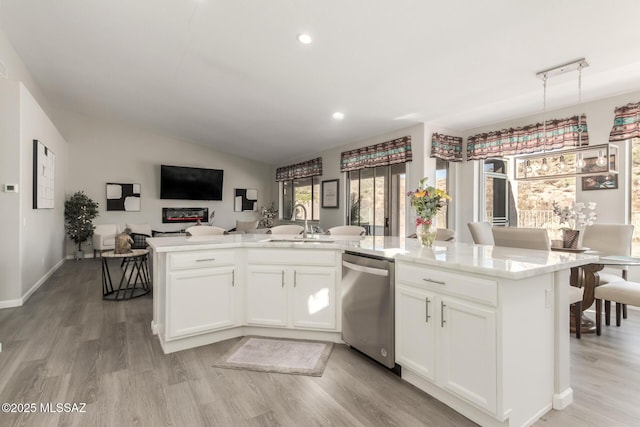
xmin=431 ymin=133 xmax=463 ymax=162
xmin=275 ymin=157 xmax=323 ymax=182
xmin=609 ymin=102 xmax=640 ymax=142
xmin=340 ymin=136 xmax=412 ymax=172
xmin=466 ymin=114 xmax=589 ymax=161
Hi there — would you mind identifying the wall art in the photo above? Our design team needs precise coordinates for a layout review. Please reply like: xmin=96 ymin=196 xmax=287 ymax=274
xmin=33 ymin=139 xmax=55 ymax=209
xmin=234 ymin=188 xmax=258 ymax=212
xmin=107 ymin=183 xmax=141 ymax=211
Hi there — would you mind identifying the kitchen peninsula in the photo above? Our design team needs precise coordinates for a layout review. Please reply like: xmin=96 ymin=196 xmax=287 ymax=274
xmin=147 ymin=234 xmax=597 ymax=427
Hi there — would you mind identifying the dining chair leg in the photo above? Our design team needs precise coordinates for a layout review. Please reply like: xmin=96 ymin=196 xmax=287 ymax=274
xmin=616 ymin=302 xmax=622 ymax=327
xmin=573 ymin=301 xmax=582 ymax=339
xmin=604 ymin=300 xmax=611 ymax=326
xmin=595 ymin=299 xmax=602 ymax=336
xmin=623 ymin=303 xmax=628 ymax=319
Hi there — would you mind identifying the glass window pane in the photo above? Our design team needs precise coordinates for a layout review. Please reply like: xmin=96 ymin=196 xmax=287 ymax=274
xmin=282 ymin=181 xmax=293 ymax=220
xmin=435 ymin=159 xmax=449 ymax=228
xmin=312 ymin=177 xmax=320 ymax=220
xmin=348 ymin=171 xmax=360 ymax=225
xmin=632 ymin=138 xmax=640 ymax=255
xmin=293 ymin=177 xmax=312 ymax=220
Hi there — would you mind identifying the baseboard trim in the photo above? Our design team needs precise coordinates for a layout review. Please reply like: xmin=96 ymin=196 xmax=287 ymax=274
xmin=0 ymin=258 xmax=65 ymax=309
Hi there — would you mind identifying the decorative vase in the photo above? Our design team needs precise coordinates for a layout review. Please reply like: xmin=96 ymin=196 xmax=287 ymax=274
xmin=562 ymin=228 xmax=580 ymax=249
xmin=416 ymin=220 xmax=437 ymax=247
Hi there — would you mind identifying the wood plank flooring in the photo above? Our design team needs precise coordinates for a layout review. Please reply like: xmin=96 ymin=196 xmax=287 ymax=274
xmin=1 ymin=259 xmax=639 ymax=426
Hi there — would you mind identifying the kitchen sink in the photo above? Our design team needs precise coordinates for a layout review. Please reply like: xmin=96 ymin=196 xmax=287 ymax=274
xmin=262 ymin=238 xmax=335 ymax=244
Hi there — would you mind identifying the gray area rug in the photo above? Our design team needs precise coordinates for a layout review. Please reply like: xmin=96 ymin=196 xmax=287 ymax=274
xmin=212 ymin=336 xmax=334 ymax=376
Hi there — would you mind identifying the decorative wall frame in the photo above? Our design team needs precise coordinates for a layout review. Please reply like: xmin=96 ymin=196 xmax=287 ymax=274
xmin=234 ymin=188 xmax=258 ymax=212
xmin=582 ymin=174 xmax=618 ymax=190
xmin=33 ymin=139 xmax=55 ymax=209
xmin=321 ymin=179 xmax=339 ymax=208
xmin=107 ymin=183 xmax=141 ymax=211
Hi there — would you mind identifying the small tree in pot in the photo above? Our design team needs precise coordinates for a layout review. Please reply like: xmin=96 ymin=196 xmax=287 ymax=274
xmin=64 ymin=191 xmax=99 ymax=259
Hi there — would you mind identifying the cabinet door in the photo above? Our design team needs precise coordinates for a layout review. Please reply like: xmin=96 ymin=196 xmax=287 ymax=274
xmin=167 ymin=267 xmax=236 ymax=338
xmin=291 ymin=267 xmax=336 ymax=330
xmin=246 ymin=267 xmax=287 ymax=326
xmin=439 ymin=297 xmax=497 ymax=413
xmin=395 ymin=283 xmax=437 ymax=381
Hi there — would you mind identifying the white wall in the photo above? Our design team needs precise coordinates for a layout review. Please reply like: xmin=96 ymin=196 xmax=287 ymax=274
xmin=19 ymin=84 xmax=68 ymax=295
xmin=55 ymin=109 xmax=273 ymax=254
xmin=0 ymin=80 xmax=21 ymax=302
xmin=0 ymin=79 xmax=68 ymax=305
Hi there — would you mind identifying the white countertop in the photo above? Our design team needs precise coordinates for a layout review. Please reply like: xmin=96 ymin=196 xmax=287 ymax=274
xmin=147 ymin=234 xmax=598 ymax=280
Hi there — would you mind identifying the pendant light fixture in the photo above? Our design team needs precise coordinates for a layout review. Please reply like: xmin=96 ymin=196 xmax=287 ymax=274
xmin=514 ymin=58 xmax=619 ymax=181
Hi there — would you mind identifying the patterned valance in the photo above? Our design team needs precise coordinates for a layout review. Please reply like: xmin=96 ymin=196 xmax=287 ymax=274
xmin=467 ymin=114 xmax=589 ymax=161
xmin=275 ymin=157 xmax=323 ymax=182
xmin=340 ymin=136 xmax=412 ymax=172
xmin=431 ymin=133 xmax=463 ymax=162
xmin=609 ymin=102 xmax=640 ymax=142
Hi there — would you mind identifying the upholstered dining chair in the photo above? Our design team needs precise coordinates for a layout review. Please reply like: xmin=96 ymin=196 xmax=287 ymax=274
xmin=468 ymin=222 xmax=495 ymax=245
xmin=326 ymin=225 xmax=366 ymax=236
xmin=582 ymin=223 xmax=634 ymax=323
xmin=435 ymin=228 xmax=456 ymax=242
xmin=185 ymin=225 xmax=228 ymax=236
xmin=92 ymin=224 xmax=119 ymax=258
xmin=594 ymin=281 xmax=640 ymax=335
xmin=491 ymin=227 xmax=550 ymax=250
xmin=569 ymin=286 xmax=584 ymax=339
xmin=268 ymin=224 xmax=304 ymax=235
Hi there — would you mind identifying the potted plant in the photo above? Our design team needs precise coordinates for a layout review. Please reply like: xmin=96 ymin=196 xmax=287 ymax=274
xmin=64 ymin=191 xmax=99 ymax=260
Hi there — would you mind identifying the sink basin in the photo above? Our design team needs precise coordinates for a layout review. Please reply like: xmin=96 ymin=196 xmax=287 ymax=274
xmin=263 ymin=238 xmax=335 ymax=244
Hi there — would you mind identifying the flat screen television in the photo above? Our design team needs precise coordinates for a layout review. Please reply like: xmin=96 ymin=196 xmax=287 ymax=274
xmin=160 ymin=165 xmax=224 ymax=200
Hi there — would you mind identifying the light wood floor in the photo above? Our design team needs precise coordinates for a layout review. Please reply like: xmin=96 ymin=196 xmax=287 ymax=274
xmin=0 ymin=260 xmax=639 ymax=427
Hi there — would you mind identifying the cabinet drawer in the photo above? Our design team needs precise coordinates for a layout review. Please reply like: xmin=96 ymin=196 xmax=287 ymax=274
xmin=397 ymin=262 xmax=497 ymax=306
xmin=247 ymin=249 xmax=336 ymax=266
xmin=169 ymin=250 xmax=235 ymax=270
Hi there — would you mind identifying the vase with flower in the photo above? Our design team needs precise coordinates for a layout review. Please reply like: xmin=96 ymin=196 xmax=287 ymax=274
xmin=552 ymin=201 xmax=597 ymax=248
xmin=407 ymin=177 xmax=451 ymax=247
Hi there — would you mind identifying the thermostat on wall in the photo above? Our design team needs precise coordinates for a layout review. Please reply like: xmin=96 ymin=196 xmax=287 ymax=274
xmin=4 ymin=184 xmax=18 ymax=193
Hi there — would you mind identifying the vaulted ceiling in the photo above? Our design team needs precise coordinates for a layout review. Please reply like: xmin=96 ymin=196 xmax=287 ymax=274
xmin=3 ymin=0 xmax=640 ymax=164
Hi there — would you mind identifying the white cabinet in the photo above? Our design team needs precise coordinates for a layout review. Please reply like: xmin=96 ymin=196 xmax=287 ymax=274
xmin=395 ymin=283 xmax=437 ymax=381
xmin=395 ymin=262 xmax=497 ymax=414
xmin=246 ymin=249 xmax=338 ymax=331
xmin=166 ymin=250 xmax=239 ymax=339
xmin=439 ymin=297 xmax=496 ymax=412
xmin=291 ymin=267 xmax=336 ymax=329
xmin=246 ymin=266 xmax=287 ymax=327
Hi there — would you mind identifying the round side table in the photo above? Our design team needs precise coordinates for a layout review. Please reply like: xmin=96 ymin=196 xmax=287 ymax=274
xmin=101 ymin=249 xmax=151 ymax=300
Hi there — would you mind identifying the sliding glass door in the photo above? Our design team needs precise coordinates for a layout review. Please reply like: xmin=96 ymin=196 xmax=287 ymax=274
xmin=347 ymin=164 xmax=406 ymax=237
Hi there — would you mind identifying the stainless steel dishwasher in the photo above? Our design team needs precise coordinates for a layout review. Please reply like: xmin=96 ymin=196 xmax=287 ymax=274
xmin=342 ymin=251 xmax=396 ymax=369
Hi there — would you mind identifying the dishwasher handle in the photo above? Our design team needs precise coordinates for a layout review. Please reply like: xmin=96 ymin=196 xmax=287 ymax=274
xmin=342 ymin=260 xmax=389 ymax=277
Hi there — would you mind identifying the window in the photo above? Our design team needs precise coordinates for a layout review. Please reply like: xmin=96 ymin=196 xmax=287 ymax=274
xmin=482 ymin=157 xmax=576 ymax=238
xmin=347 ymin=164 xmax=406 ymax=237
xmin=281 ymin=177 xmax=320 ymax=221
xmin=631 ymin=138 xmax=640 ymax=255
xmin=435 ymin=158 xmax=449 ymax=228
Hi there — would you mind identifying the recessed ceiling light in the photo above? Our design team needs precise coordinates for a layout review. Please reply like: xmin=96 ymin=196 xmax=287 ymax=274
xmin=332 ymin=112 xmax=345 ymax=120
xmin=297 ymin=34 xmax=312 ymax=44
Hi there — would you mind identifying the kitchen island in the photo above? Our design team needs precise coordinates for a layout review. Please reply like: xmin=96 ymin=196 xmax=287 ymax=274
xmin=147 ymin=233 xmax=597 ymax=427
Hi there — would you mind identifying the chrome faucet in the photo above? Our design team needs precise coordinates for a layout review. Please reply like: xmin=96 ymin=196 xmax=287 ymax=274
xmin=293 ymin=203 xmax=308 ymax=238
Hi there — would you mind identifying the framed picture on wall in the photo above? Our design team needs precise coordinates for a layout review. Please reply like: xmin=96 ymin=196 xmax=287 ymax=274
xmin=582 ymin=174 xmax=618 ymax=190
xmin=321 ymin=179 xmax=339 ymax=208
xmin=33 ymin=139 xmax=55 ymax=209
xmin=107 ymin=183 xmax=141 ymax=211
